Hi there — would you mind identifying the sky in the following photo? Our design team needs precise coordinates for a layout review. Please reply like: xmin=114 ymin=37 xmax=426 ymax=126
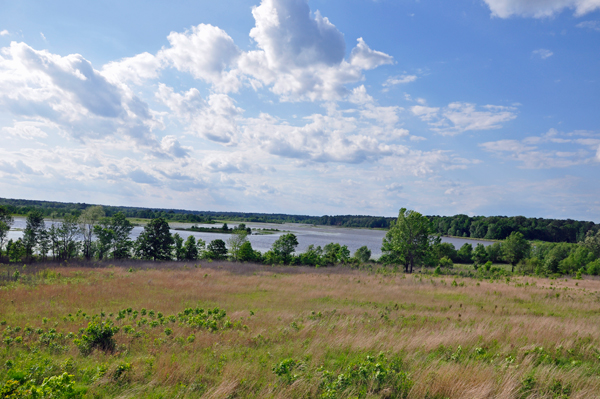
xmin=0 ymin=0 xmax=599 ymax=221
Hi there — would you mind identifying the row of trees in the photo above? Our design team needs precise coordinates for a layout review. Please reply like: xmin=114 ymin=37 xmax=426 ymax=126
xmin=429 ymin=214 xmax=597 ymax=243
xmin=2 ymin=205 xmax=599 ymax=276
xmin=0 ymin=206 xmax=373 ymax=266
xmin=381 ymin=208 xmax=600 ymax=276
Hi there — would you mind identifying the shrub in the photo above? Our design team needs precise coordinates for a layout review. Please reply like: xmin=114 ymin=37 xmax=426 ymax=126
xmin=439 ymin=256 xmax=453 ymax=268
xmin=586 ymin=259 xmax=600 ymax=276
xmin=74 ymin=319 xmax=119 ymax=356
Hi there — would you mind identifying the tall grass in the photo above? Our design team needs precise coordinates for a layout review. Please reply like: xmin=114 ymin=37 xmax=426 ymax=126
xmin=1 ymin=261 xmax=599 ymax=398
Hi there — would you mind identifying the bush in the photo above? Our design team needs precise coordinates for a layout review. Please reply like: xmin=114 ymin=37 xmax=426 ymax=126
xmin=586 ymin=259 xmax=600 ymax=276
xmin=74 ymin=319 xmax=119 ymax=356
xmin=439 ymin=256 xmax=453 ymax=268
xmin=354 ymin=246 xmax=371 ymax=263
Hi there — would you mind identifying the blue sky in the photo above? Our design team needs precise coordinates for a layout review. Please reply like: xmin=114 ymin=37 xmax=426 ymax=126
xmin=1 ymin=0 xmax=599 ymax=221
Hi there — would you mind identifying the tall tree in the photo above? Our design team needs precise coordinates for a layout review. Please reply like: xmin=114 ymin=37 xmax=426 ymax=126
xmin=183 ymin=235 xmax=199 ymax=260
xmin=580 ymin=230 xmax=600 ymax=258
xmin=94 ymin=212 xmax=134 ymax=260
xmin=503 ymin=231 xmax=531 ymax=272
xmin=57 ymin=214 xmax=80 ymax=260
xmin=206 ymin=239 xmax=228 ymax=260
xmin=135 ymin=218 xmax=174 ymax=261
xmin=228 ymin=229 xmax=248 ymax=261
xmin=79 ymin=206 xmax=105 ymax=260
xmin=173 ymin=233 xmax=185 ymax=261
xmin=271 ymin=233 xmax=299 ymax=264
xmin=472 ymin=243 xmax=488 ymax=268
xmin=381 ymin=208 xmax=437 ymax=273
xmin=23 ymin=210 xmax=45 ymax=259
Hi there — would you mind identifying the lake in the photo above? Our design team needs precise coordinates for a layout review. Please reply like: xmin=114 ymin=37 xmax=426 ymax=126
xmin=7 ymin=217 xmax=494 ymax=258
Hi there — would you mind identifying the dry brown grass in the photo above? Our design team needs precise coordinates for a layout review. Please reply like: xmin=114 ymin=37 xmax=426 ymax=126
xmin=1 ymin=261 xmax=600 ymax=398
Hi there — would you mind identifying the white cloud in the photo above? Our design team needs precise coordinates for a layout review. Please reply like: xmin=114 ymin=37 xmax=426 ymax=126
xmin=0 ymin=30 xmax=8 ymax=36
xmin=40 ymin=32 xmax=47 ymax=41
xmin=480 ymin=129 xmax=600 ymax=168
xmin=410 ymin=105 xmax=440 ymax=121
xmin=0 ymin=41 xmax=163 ymax=149
xmin=413 ymin=102 xmax=517 ymax=135
xmin=158 ymin=135 xmax=191 ymax=159
xmin=483 ymin=0 xmax=600 ymax=18
xmin=102 ymin=52 xmax=163 ymax=85
xmin=577 ymin=20 xmax=600 ymax=31
xmin=99 ymin=0 xmax=394 ymax=103
xmin=383 ymin=74 xmax=418 ymax=87
xmin=157 ymin=84 xmax=243 ymax=144
xmin=237 ymin=0 xmax=393 ymax=101
xmin=532 ymin=49 xmax=553 ymax=59
xmin=385 ymin=182 xmax=403 ymax=191
xmin=2 ymin=121 xmax=49 ymax=139
xmin=159 ymin=24 xmax=241 ymax=93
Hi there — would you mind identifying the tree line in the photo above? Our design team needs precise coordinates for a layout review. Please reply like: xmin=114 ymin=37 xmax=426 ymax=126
xmin=2 ymin=197 xmax=597 ymax=241
xmin=0 ymin=206 xmax=372 ymax=266
xmin=380 ymin=208 xmax=600 ymax=277
xmin=1 ymin=206 xmax=599 ymax=277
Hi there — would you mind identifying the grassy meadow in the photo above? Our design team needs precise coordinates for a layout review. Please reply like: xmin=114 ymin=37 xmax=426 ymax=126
xmin=1 ymin=261 xmax=600 ymax=398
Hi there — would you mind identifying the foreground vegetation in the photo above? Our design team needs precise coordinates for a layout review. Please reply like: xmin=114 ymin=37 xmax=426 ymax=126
xmin=1 ymin=261 xmax=600 ymax=398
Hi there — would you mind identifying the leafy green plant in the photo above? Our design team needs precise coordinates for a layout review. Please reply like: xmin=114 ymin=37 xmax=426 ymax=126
xmin=74 ymin=319 xmax=119 ymax=356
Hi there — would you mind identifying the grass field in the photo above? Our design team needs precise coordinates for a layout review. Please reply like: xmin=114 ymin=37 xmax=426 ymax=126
xmin=1 ymin=261 xmax=600 ymax=398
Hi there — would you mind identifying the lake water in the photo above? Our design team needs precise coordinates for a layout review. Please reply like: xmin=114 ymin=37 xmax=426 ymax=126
xmin=7 ymin=217 xmax=493 ymax=258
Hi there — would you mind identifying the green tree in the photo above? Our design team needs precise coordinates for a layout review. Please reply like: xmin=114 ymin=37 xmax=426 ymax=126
xmin=135 ymin=218 xmax=174 ymax=261
xmin=381 ymin=208 xmax=437 ymax=273
xmin=238 ymin=241 xmax=258 ymax=262
xmin=207 ymin=239 xmax=227 ymax=260
xmin=228 ymin=229 xmax=249 ymax=261
xmin=183 ymin=235 xmax=199 ymax=260
xmin=0 ymin=205 xmax=14 ymax=257
xmin=94 ymin=212 xmax=134 ymax=260
xmin=485 ymin=242 xmax=504 ymax=263
xmin=472 ymin=243 xmax=488 ymax=268
xmin=57 ymin=214 xmax=80 ymax=260
xmin=432 ymin=242 xmax=457 ymax=263
xmin=23 ymin=210 xmax=45 ymax=259
xmin=299 ymin=244 xmax=323 ymax=266
xmin=503 ymin=232 xmax=531 ymax=272
xmin=580 ymin=230 xmax=600 ymax=258
xmin=271 ymin=233 xmax=299 ymax=264
xmin=354 ymin=246 xmax=371 ymax=263
xmin=457 ymin=243 xmax=473 ymax=264
xmin=323 ymin=243 xmax=342 ymax=264
xmin=173 ymin=233 xmax=185 ymax=261
xmin=79 ymin=206 xmax=105 ymax=260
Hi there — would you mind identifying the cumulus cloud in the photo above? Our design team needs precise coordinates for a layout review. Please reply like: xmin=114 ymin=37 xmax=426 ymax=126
xmin=237 ymin=0 xmax=393 ymax=101
xmin=532 ymin=49 xmax=553 ymax=59
xmin=0 ymin=30 xmax=8 ymax=36
xmin=102 ymin=52 xmax=163 ymax=85
xmin=483 ymin=0 xmax=600 ymax=18
xmin=159 ymin=24 xmax=241 ymax=92
xmin=0 ymin=42 xmax=162 ymax=149
xmin=157 ymin=84 xmax=243 ymax=144
xmin=96 ymin=0 xmax=394 ymax=103
xmin=412 ymin=102 xmax=517 ymax=135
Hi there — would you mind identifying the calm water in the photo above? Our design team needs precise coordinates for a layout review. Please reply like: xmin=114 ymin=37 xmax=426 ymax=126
xmin=7 ymin=217 xmax=493 ymax=258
